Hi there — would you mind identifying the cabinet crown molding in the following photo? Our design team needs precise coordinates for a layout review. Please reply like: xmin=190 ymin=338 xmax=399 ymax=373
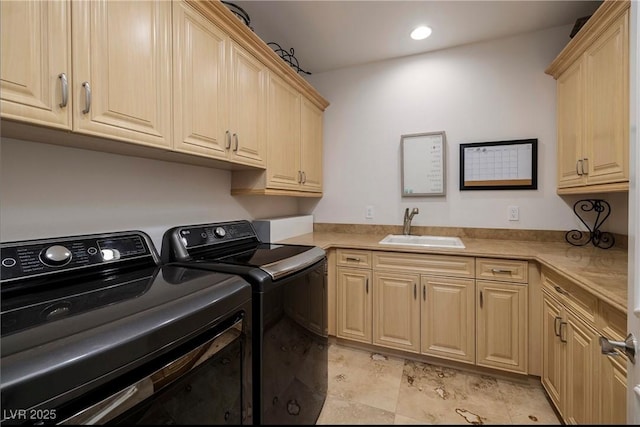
xmin=188 ymin=0 xmax=329 ymax=111
xmin=545 ymin=0 xmax=630 ymax=78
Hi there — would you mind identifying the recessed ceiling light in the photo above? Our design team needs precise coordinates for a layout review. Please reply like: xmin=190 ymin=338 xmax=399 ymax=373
xmin=411 ymin=25 xmax=432 ymax=40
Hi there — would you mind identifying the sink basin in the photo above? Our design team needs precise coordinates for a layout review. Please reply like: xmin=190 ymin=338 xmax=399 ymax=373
xmin=379 ymin=234 xmax=465 ymax=249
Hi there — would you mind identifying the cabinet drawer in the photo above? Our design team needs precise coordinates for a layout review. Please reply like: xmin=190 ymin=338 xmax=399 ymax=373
xmin=373 ymin=251 xmax=474 ymax=278
xmin=542 ymin=268 xmax=597 ymax=324
xmin=336 ymin=249 xmax=372 ymax=268
xmin=476 ymin=258 xmax=528 ymax=283
xmin=599 ymin=301 xmax=627 ymax=342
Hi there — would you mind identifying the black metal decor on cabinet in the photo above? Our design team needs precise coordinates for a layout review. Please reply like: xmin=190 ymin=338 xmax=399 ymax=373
xmin=565 ymin=199 xmax=615 ymax=249
xmin=267 ymin=42 xmax=312 ymax=75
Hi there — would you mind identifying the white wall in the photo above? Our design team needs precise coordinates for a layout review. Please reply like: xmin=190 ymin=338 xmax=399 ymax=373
xmin=304 ymin=25 xmax=628 ymax=235
xmin=0 ymin=138 xmax=300 ymax=249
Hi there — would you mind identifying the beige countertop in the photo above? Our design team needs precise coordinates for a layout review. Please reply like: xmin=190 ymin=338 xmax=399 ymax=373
xmin=280 ymin=231 xmax=629 ymax=313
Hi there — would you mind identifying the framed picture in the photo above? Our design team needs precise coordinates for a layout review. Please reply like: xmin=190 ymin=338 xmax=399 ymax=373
xmin=459 ymin=138 xmax=538 ymax=190
xmin=401 ymin=131 xmax=446 ymax=196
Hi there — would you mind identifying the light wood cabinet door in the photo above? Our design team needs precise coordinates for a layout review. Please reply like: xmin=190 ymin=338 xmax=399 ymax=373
xmin=373 ymin=271 xmax=420 ymax=353
xmin=336 ymin=267 xmax=372 ymax=344
xmin=72 ymin=0 xmax=172 ymax=148
xmin=228 ymin=42 xmax=266 ymax=167
xmin=542 ymin=292 xmax=565 ymax=417
xmin=583 ymin=9 xmax=629 ymax=185
xmin=564 ymin=311 xmax=599 ymax=425
xmin=300 ymin=97 xmax=323 ymax=192
xmin=172 ymin=0 xmax=228 ymax=159
xmin=1 ymin=0 xmax=72 ymax=129
xmin=421 ymin=276 xmax=475 ymax=364
xmin=599 ymin=353 xmax=627 ymax=425
xmin=476 ymin=280 xmax=527 ymax=374
xmin=556 ymin=60 xmax=584 ymax=188
xmin=548 ymin=1 xmax=630 ymax=194
xmin=266 ymin=72 xmax=301 ymax=190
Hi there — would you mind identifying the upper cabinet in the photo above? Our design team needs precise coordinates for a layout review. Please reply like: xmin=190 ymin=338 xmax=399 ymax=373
xmin=1 ymin=0 xmax=72 ymax=129
xmin=231 ymin=73 xmax=324 ymax=196
xmin=1 ymin=0 xmax=172 ymax=148
xmin=72 ymin=0 xmax=173 ymax=149
xmin=1 ymin=0 xmax=328 ymax=195
xmin=546 ymin=0 xmax=629 ymax=195
xmin=172 ymin=1 xmax=266 ymax=167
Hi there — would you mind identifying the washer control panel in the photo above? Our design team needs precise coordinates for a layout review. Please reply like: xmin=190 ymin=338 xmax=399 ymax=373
xmin=1 ymin=232 xmax=154 ymax=282
xmin=178 ymin=221 xmax=255 ymax=249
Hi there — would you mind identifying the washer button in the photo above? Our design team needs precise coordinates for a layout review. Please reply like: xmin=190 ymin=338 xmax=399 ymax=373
xmin=214 ymin=227 xmax=226 ymax=238
xmin=40 ymin=245 xmax=72 ymax=267
xmin=2 ymin=258 xmax=16 ymax=268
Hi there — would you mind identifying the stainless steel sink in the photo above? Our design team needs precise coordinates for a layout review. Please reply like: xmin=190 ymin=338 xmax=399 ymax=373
xmin=379 ymin=234 xmax=465 ymax=248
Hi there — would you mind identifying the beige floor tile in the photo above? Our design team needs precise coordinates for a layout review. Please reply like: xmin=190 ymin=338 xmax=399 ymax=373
xmin=395 ymin=360 xmax=513 ymax=424
xmin=317 ymin=396 xmax=396 ymax=425
xmin=394 ymin=413 xmax=428 ymax=424
xmin=320 ymin=344 xmax=558 ymax=425
xmin=497 ymin=378 xmax=561 ymax=424
xmin=327 ymin=344 xmax=404 ymax=413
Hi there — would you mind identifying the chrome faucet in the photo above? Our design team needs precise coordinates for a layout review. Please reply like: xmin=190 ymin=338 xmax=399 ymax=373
xmin=403 ymin=208 xmax=419 ymax=235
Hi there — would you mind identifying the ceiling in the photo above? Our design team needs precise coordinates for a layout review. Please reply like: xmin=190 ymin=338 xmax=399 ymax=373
xmin=231 ymin=1 xmax=603 ymax=75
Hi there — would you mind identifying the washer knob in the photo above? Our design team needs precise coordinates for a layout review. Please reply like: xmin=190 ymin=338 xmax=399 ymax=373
xmin=214 ymin=227 xmax=226 ymax=238
xmin=40 ymin=245 xmax=72 ymax=267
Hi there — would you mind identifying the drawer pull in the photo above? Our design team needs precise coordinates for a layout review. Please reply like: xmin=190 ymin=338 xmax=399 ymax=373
xmin=554 ymin=285 xmax=569 ymax=295
xmin=491 ymin=268 xmax=513 ymax=274
xmin=345 ymin=257 xmax=361 ymax=262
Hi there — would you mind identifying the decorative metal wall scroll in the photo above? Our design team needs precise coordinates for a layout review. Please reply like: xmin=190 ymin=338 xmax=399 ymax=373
xmin=221 ymin=1 xmax=253 ymax=30
xmin=565 ymin=199 xmax=615 ymax=249
xmin=267 ymin=42 xmax=312 ymax=75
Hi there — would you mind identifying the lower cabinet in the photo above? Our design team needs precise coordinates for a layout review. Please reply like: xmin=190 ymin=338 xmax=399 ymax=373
xmin=335 ymin=249 xmax=529 ymax=375
xmin=373 ymin=271 xmax=420 ymax=353
xmin=421 ymin=276 xmax=475 ymax=364
xmin=476 ymin=280 xmax=528 ymax=374
xmin=600 ymin=350 xmax=627 ymax=425
xmin=336 ymin=265 xmax=372 ymax=344
xmin=541 ymin=267 xmax=628 ymax=425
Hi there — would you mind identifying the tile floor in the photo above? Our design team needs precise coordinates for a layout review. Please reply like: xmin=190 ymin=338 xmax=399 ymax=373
xmin=317 ymin=343 xmax=561 ymax=425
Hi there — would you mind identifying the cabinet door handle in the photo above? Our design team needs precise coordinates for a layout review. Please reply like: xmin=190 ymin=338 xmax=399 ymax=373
xmin=302 ymin=171 xmax=307 ymax=184
xmin=559 ymin=321 xmax=567 ymax=343
xmin=423 ymin=285 xmax=426 ymax=301
xmin=81 ymin=81 xmax=91 ymax=114
xmin=297 ymin=170 xmax=302 ymax=183
xmin=554 ymin=316 xmax=562 ymax=337
xmin=576 ymin=159 xmax=582 ymax=176
xmin=414 ymin=283 xmax=417 ymax=299
xmin=225 ymin=131 xmax=231 ymax=149
xmin=480 ymin=290 xmax=484 ymax=308
xmin=59 ymin=73 xmax=68 ymax=108
xmin=582 ymin=158 xmax=588 ymax=175
xmin=491 ymin=268 xmax=513 ymax=274
xmin=345 ymin=257 xmax=361 ymax=262
xmin=233 ymin=133 xmax=239 ymax=152
xmin=365 ymin=278 xmax=369 ymax=294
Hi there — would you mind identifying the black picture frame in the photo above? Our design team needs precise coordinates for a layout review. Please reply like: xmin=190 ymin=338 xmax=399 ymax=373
xmin=459 ymin=138 xmax=538 ymax=191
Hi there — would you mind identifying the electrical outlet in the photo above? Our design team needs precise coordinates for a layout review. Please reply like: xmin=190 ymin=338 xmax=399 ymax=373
xmin=365 ymin=205 xmax=374 ymax=219
xmin=508 ymin=206 xmax=519 ymax=221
